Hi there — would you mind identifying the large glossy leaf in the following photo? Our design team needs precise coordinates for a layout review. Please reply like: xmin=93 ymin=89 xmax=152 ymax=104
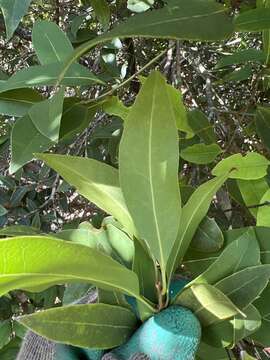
xmin=119 ymin=71 xmax=181 ymax=277
xmin=212 ymin=152 xmax=269 ymax=180
xmin=0 ymin=62 xmax=102 ymax=94
xmin=180 ymin=143 xmax=222 ymax=164
xmin=216 ymin=265 xmax=270 ymax=309
xmin=0 ymin=236 xmax=140 ymax=299
xmin=0 ymin=0 xmax=31 ymax=40
xmin=29 ymin=88 xmax=65 ymax=142
xmin=191 ymin=229 xmax=260 ymax=286
xmin=174 ymin=283 xmax=242 ymax=327
xmin=256 ymin=189 xmax=270 ymax=227
xmin=0 ymin=89 xmax=43 ymax=117
xmin=203 ymin=304 xmax=261 ymax=348
xmin=235 ymin=8 xmax=270 ymax=32
xmin=10 ymin=115 xmax=54 ymax=174
xmin=237 ymin=178 xmax=269 ymax=217
xmin=196 ymin=342 xmax=230 ymax=360
xmin=167 ymin=174 xmax=228 ymax=280
xmin=256 ymin=106 xmax=270 ymax=150
xmin=19 ymin=304 xmax=137 ymax=349
xmin=32 ymin=20 xmax=74 ymax=65
xmin=36 ymin=154 xmax=136 ymax=236
xmin=253 ymin=284 xmax=270 ymax=345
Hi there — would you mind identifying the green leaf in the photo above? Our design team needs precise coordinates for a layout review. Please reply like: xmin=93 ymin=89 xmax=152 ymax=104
xmin=196 ymin=342 xmax=231 ymax=360
xmin=57 ymin=222 xmax=134 ymax=267
xmin=98 ymin=289 xmax=131 ymax=310
xmin=0 ymin=205 xmax=7 ymax=217
xmin=212 ymin=152 xmax=269 ymax=180
xmin=165 ymin=83 xmax=193 ymax=137
xmin=0 ymin=62 xmax=103 ymax=93
xmin=253 ymin=284 xmax=270 ymax=346
xmin=119 ymin=71 xmax=181 ymax=275
xmin=256 ymin=189 xmax=270 ymax=227
xmin=102 ymin=96 xmax=129 ymax=121
xmin=0 ymin=0 xmax=31 ymax=40
xmin=108 ymin=0 xmax=233 ymax=41
xmin=203 ymin=304 xmax=261 ymax=348
xmin=0 ymin=225 xmax=40 ymax=236
xmin=256 ymin=106 xmax=270 ymax=151
xmin=235 ymin=8 xmax=270 ymax=32
xmin=174 ymin=283 xmax=242 ymax=327
xmin=190 ymin=217 xmax=224 ymax=253
xmin=32 ymin=20 xmax=74 ymax=65
xmin=29 ymin=88 xmax=65 ymax=142
xmin=180 ymin=143 xmax=222 ymax=164
xmin=90 ymin=0 xmax=110 ymax=28
xmin=216 ymin=265 xmax=270 ymax=309
xmin=10 ymin=116 xmax=53 ymax=174
xmin=191 ymin=229 xmax=260 ymax=286
xmin=237 ymin=178 xmax=269 ymax=217
xmin=19 ymin=304 xmax=137 ymax=349
xmin=221 ymin=65 xmax=253 ymax=83
xmin=36 ymin=153 xmax=136 ymax=236
xmin=133 ymin=239 xmax=157 ymax=303
xmin=167 ymin=174 xmax=228 ymax=280
xmin=127 ymin=0 xmax=154 ymax=13
xmin=186 ymin=110 xmax=216 ymax=144
xmin=0 ymin=236 xmax=140 ymax=298
xmin=0 ymin=320 xmax=12 ymax=349
xmin=215 ymin=49 xmax=266 ymax=69
xmin=0 ymin=89 xmax=43 ymax=117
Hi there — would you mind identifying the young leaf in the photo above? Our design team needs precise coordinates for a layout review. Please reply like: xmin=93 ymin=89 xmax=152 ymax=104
xmin=212 ymin=153 xmax=269 ymax=180
xmin=203 ymin=304 xmax=261 ymax=348
xmin=256 ymin=189 xmax=270 ymax=227
xmin=0 ymin=0 xmax=32 ymax=40
xmin=10 ymin=115 xmax=54 ymax=174
xmin=119 ymin=71 xmax=181 ymax=277
xmin=215 ymin=265 xmax=270 ymax=309
xmin=0 ymin=236 xmax=140 ymax=299
xmin=36 ymin=154 xmax=136 ymax=236
xmin=167 ymin=174 xmax=228 ymax=280
xmin=191 ymin=229 xmax=260 ymax=286
xmin=0 ymin=89 xmax=43 ymax=117
xmin=29 ymin=88 xmax=65 ymax=142
xmin=19 ymin=304 xmax=137 ymax=349
xmin=237 ymin=178 xmax=269 ymax=217
xmin=173 ymin=283 xmax=242 ymax=327
xmin=32 ymin=20 xmax=74 ymax=65
xmin=180 ymin=143 xmax=222 ymax=164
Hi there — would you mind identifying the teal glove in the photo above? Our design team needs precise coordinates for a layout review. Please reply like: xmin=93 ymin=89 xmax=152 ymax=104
xmin=54 ymin=278 xmax=201 ymax=360
xmin=55 ymin=305 xmax=201 ymax=360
